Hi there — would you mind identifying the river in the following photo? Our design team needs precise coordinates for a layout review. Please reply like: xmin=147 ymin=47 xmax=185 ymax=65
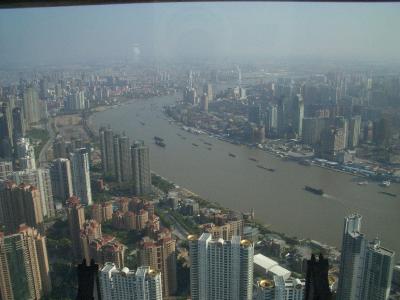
xmin=92 ymin=94 xmax=400 ymax=255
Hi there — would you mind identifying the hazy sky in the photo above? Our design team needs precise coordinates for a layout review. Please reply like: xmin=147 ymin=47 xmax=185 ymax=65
xmin=1 ymin=2 xmax=400 ymax=65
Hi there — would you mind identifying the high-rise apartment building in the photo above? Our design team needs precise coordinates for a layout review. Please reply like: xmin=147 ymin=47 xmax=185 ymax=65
xmin=66 ymin=196 xmax=85 ymax=258
xmin=99 ymin=127 xmax=132 ymax=183
xmin=0 ymin=160 xmax=13 ymax=180
xmin=188 ymin=233 xmax=254 ymax=300
xmin=337 ymin=214 xmax=395 ymax=300
xmin=139 ymin=231 xmax=176 ymax=297
xmin=131 ymin=141 xmax=151 ymax=195
xmin=347 ymin=115 xmax=362 ymax=149
xmin=0 ymin=182 xmax=43 ymax=233
xmin=50 ymin=158 xmax=73 ymax=202
xmin=0 ymin=102 xmax=14 ymax=158
xmin=12 ymin=107 xmax=25 ymax=141
xmin=113 ymin=134 xmax=122 ymax=182
xmin=99 ymin=263 xmax=163 ymax=300
xmin=275 ymin=276 xmax=305 ymax=300
xmin=8 ymin=168 xmax=54 ymax=217
xmin=80 ymin=219 xmax=103 ymax=263
xmin=15 ymin=137 xmax=37 ymax=170
xmin=64 ymin=90 xmax=86 ymax=111
xmin=293 ymin=94 xmax=305 ymax=138
xmin=302 ymin=117 xmax=329 ymax=147
xmin=337 ymin=214 xmax=366 ymax=300
xmin=99 ymin=126 xmax=115 ymax=178
xmin=0 ymin=225 xmax=51 ymax=300
xmin=118 ymin=134 xmax=132 ymax=182
xmin=360 ymin=238 xmax=395 ymax=300
xmin=71 ymin=148 xmax=92 ymax=205
xmin=254 ymin=276 xmax=306 ymax=300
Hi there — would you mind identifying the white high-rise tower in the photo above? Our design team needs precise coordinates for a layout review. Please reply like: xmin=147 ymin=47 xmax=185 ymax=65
xmin=188 ymin=233 xmax=254 ymax=300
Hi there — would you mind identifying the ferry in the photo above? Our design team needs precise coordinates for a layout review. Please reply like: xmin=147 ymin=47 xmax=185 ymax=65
xmin=304 ymin=186 xmax=324 ymax=196
xmin=229 ymin=153 xmax=236 ymax=158
xmin=155 ymin=140 xmax=166 ymax=148
xmin=380 ymin=181 xmax=391 ymax=187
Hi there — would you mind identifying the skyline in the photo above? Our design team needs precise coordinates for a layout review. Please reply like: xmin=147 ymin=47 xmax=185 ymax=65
xmin=1 ymin=3 xmax=400 ymax=66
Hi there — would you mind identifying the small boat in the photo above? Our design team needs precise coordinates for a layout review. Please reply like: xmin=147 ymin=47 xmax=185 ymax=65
xmin=204 ymin=142 xmax=212 ymax=146
xmin=207 ymin=147 xmax=212 ymax=150
xmin=357 ymin=181 xmax=368 ymax=186
xmin=154 ymin=136 xmax=164 ymax=142
xmin=229 ymin=153 xmax=236 ymax=158
xmin=380 ymin=181 xmax=391 ymax=187
xmin=249 ymin=158 xmax=258 ymax=162
xmin=257 ymin=165 xmax=268 ymax=170
xmin=379 ymin=191 xmax=397 ymax=197
xmin=192 ymin=143 xmax=199 ymax=147
xmin=304 ymin=186 xmax=324 ymax=196
xmin=267 ymin=168 xmax=276 ymax=172
xmin=140 ymin=121 xmax=145 ymax=126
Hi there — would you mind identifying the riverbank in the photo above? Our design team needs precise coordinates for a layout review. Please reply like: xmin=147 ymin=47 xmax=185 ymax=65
xmin=91 ymin=94 xmax=400 ymax=255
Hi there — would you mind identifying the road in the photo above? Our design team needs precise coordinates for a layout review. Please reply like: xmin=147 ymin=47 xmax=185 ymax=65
xmin=162 ymin=210 xmax=189 ymax=240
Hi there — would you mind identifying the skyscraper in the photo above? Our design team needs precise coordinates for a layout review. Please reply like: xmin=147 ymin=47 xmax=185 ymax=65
xmin=337 ymin=214 xmax=367 ymax=300
xmin=254 ymin=276 xmax=306 ymax=300
xmin=50 ymin=158 xmax=73 ymax=202
xmin=0 ymin=102 xmax=13 ymax=150
xmin=0 ymin=160 xmax=13 ymax=180
xmin=113 ymin=134 xmax=122 ymax=182
xmin=0 ymin=225 xmax=51 ymax=300
xmin=337 ymin=214 xmax=395 ymax=300
xmin=188 ymin=233 xmax=254 ymax=300
xmin=64 ymin=90 xmax=86 ymax=111
xmin=118 ymin=133 xmax=132 ymax=183
xmin=8 ymin=168 xmax=55 ymax=217
xmin=99 ymin=126 xmax=115 ymax=178
xmin=293 ymin=94 xmax=305 ymax=138
xmin=347 ymin=116 xmax=362 ymax=149
xmin=0 ymin=182 xmax=43 ymax=233
xmin=71 ymin=148 xmax=92 ymax=205
xmin=248 ymin=104 xmax=262 ymax=125
xmin=66 ymin=196 xmax=85 ymax=258
xmin=99 ymin=263 xmax=163 ymax=300
xmin=131 ymin=141 xmax=151 ymax=195
xmin=12 ymin=107 xmax=25 ymax=141
xmin=139 ymin=231 xmax=176 ymax=297
xmin=360 ymin=238 xmax=395 ymax=300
